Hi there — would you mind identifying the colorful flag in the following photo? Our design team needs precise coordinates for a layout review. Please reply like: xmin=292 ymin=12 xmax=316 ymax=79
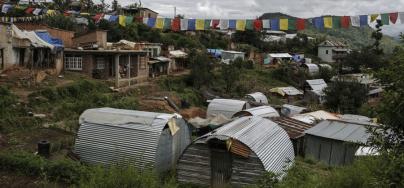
xmin=119 ymin=15 xmax=126 ymax=26
xmin=2 ymin=4 xmax=12 ymax=13
xmin=229 ymin=20 xmax=236 ymax=29
xmin=180 ymin=19 xmax=188 ymax=31
xmin=143 ymin=17 xmax=148 ymax=25
xmin=297 ymin=18 xmax=305 ymax=30
xmin=381 ymin=13 xmax=390 ymax=25
xmin=211 ymin=19 xmax=220 ymax=29
xmin=163 ymin=18 xmax=171 ymax=30
xmin=288 ymin=18 xmax=296 ymax=30
xmin=370 ymin=14 xmax=379 ymax=23
xmin=280 ymin=19 xmax=288 ymax=30
xmin=125 ymin=16 xmax=133 ymax=25
xmin=246 ymin=20 xmax=254 ymax=30
xmin=324 ymin=17 xmax=333 ymax=29
xmin=32 ymin=8 xmax=42 ymax=15
xmin=171 ymin=18 xmax=180 ymax=31
xmin=204 ymin=19 xmax=211 ymax=30
xmin=93 ymin=13 xmax=103 ymax=23
xmin=220 ymin=19 xmax=229 ymax=30
xmin=109 ymin=15 xmax=118 ymax=22
xmin=341 ymin=16 xmax=350 ymax=28
xmin=236 ymin=20 xmax=246 ymax=31
xmin=154 ymin=18 xmax=164 ymax=29
xmin=47 ymin=9 xmax=56 ymax=15
xmin=350 ymin=16 xmax=360 ymax=27
xmin=188 ymin=19 xmax=196 ymax=30
xmin=400 ymin=12 xmax=404 ymax=24
xmin=389 ymin=12 xmax=398 ymax=24
xmin=313 ymin=17 xmax=324 ymax=29
xmin=359 ymin=15 xmax=368 ymax=27
xmin=262 ymin=19 xmax=270 ymax=29
xmin=332 ymin=16 xmax=341 ymax=29
xmin=147 ymin=18 xmax=156 ymax=27
xmin=254 ymin=19 xmax=263 ymax=31
xmin=196 ymin=19 xmax=205 ymax=30
xmin=271 ymin=18 xmax=279 ymax=30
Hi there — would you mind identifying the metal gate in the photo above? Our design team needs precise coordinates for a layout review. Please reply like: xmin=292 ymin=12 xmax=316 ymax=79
xmin=211 ymin=148 xmax=232 ymax=188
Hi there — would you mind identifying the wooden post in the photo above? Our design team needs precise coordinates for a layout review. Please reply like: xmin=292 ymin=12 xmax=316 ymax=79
xmin=127 ymin=55 xmax=131 ymax=86
xmin=115 ymin=54 xmax=120 ymax=88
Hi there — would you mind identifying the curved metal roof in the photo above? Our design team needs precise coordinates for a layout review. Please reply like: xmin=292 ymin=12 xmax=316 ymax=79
xmin=234 ymin=106 xmax=280 ymax=118
xmin=246 ymin=92 xmax=269 ymax=104
xmin=207 ymin=99 xmax=248 ymax=119
xmin=202 ymin=116 xmax=295 ymax=176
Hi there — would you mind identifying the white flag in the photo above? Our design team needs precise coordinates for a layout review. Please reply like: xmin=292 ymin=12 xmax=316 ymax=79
xmin=350 ymin=16 xmax=360 ymax=27
xmin=219 ymin=19 xmax=229 ymax=30
xmin=399 ymin=12 xmax=404 ymax=24
xmin=262 ymin=19 xmax=270 ymax=29
xmin=180 ymin=19 xmax=188 ymax=31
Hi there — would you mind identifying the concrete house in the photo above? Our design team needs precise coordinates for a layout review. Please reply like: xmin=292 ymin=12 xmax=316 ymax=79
xmin=317 ymin=40 xmax=349 ymax=63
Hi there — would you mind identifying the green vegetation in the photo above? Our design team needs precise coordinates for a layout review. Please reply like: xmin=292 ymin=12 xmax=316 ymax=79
xmin=324 ymin=80 xmax=368 ymax=114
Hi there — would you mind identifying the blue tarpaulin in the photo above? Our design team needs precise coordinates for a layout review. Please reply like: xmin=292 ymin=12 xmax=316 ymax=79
xmin=207 ymin=49 xmax=222 ymax=58
xmin=35 ymin=31 xmax=64 ymax=51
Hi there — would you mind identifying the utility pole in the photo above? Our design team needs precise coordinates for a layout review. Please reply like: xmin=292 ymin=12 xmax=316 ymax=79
xmin=174 ymin=6 xmax=176 ymax=18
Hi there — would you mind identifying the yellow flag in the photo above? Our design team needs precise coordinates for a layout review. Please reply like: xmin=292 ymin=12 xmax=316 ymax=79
xmin=196 ymin=19 xmax=205 ymax=30
xmin=324 ymin=17 xmax=333 ymax=29
xmin=119 ymin=15 xmax=126 ymax=27
xmin=370 ymin=14 xmax=379 ymax=22
xmin=280 ymin=19 xmax=288 ymax=30
xmin=47 ymin=10 xmax=55 ymax=15
xmin=236 ymin=20 xmax=246 ymax=31
xmin=155 ymin=18 xmax=164 ymax=29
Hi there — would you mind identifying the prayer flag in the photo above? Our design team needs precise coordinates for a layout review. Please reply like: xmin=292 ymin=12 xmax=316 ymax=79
xmin=381 ymin=13 xmax=390 ymax=25
xmin=350 ymin=16 xmax=360 ymax=27
xmin=180 ymin=19 xmax=188 ymax=30
xmin=154 ymin=18 xmax=164 ymax=29
xmin=171 ymin=18 xmax=180 ymax=31
xmin=211 ymin=19 xmax=220 ymax=29
xmin=47 ymin=9 xmax=55 ymax=15
xmin=359 ymin=15 xmax=368 ymax=27
xmin=229 ymin=20 xmax=236 ymax=29
xmin=236 ymin=20 xmax=246 ymax=31
xmin=370 ymin=14 xmax=379 ymax=23
xmin=280 ymin=19 xmax=288 ymax=30
xmin=271 ymin=18 xmax=279 ymax=30
xmin=32 ymin=8 xmax=42 ymax=15
xmin=324 ymin=17 xmax=333 ymax=28
xmin=341 ymin=16 xmax=350 ymax=28
xmin=143 ymin=17 xmax=148 ymax=25
xmin=163 ymin=18 xmax=171 ymax=30
xmin=399 ymin=12 xmax=404 ymax=24
xmin=109 ymin=15 xmax=118 ymax=22
xmin=220 ymin=19 xmax=229 ymax=30
xmin=297 ymin=18 xmax=305 ymax=30
xmin=288 ymin=18 xmax=296 ymax=30
xmin=147 ymin=18 xmax=156 ymax=27
xmin=262 ymin=19 xmax=270 ymax=29
xmin=2 ymin=4 xmax=12 ymax=13
xmin=125 ymin=16 xmax=133 ymax=25
xmin=254 ymin=19 xmax=262 ymax=31
xmin=119 ymin=15 xmax=126 ymax=26
xmin=196 ymin=19 xmax=205 ymax=30
xmin=389 ymin=12 xmax=398 ymax=24
xmin=246 ymin=20 xmax=254 ymax=30
xmin=332 ymin=17 xmax=341 ymax=29
xmin=188 ymin=19 xmax=196 ymax=30
xmin=313 ymin=17 xmax=324 ymax=29
xmin=204 ymin=19 xmax=211 ymax=30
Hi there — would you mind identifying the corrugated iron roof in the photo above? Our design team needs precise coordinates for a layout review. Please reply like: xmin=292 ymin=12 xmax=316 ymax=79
xmin=234 ymin=106 xmax=280 ymax=118
xmin=304 ymin=119 xmax=372 ymax=143
xmin=306 ymin=79 xmax=328 ymax=92
xmin=245 ymin=92 xmax=268 ymax=104
xmin=319 ymin=40 xmax=348 ymax=47
xmin=207 ymin=99 xmax=248 ymax=119
xmin=292 ymin=110 xmax=339 ymax=124
xmin=169 ymin=50 xmax=188 ymax=58
xmin=268 ymin=53 xmax=292 ymax=58
xmin=303 ymin=64 xmax=320 ymax=75
xmin=271 ymin=117 xmax=314 ymax=139
xmin=270 ymin=87 xmax=303 ymax=96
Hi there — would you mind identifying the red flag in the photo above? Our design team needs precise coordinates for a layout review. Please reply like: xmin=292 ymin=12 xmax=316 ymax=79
xmin=92 ymin=13 xmax=103 ymax=23
xmin=390 ymin=12 xmax=398 ymax=24
xmin=25 ymin=7 xmax=34 ymax=14
xmin=171 ymin=18 xmax=180 ymax=32
xmin=341 ymin=16 xmax=350 ymax=28
xmin=254 ymin=19 xmax=262 ymax=31
xmin=135 ymin=16 xmax=143 ymax=23
xmin=297 ymin=18 xmax=305 ymax=30
xmin=211 ymin=19 xmax=220 ymax=29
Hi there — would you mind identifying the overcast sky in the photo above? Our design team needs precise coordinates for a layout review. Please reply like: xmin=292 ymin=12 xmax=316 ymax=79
xmin=103 ymin=0 xmax=404 ymax=37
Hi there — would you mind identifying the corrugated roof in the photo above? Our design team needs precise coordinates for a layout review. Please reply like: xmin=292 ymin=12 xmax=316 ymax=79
xmin=303 ymin=64 xmax=320 ymax=75
xmin=234 ymin=106 xmax=280 ymax=118
xmin=207 ymin=99 xmax=248 ymax=119
xmin=268 ymin=53 xmax=292 ymax=58
xmin=306 ymin=79 xmax=328 ymax=92
xmin=270 ymin=87 xmax=303 ymax=96
xmin=271 ymin=117 xmax=314 ymax=139
xmin=169 ymin=50 xmax=187 ymax=58
xmin=246 ymin=92 xmax=268 ymax=104
xmin=305 ymin=119 xmax=372 ymax=143
xmin=222 ymin=50 xmax=244 ymax=54
xmin=203 ymin=116 xmax=295 ymax=176
xmin=318 ymin=40 xmax=347 ymax=47
xmin=292 ymin=110 xmax=339 ymax=124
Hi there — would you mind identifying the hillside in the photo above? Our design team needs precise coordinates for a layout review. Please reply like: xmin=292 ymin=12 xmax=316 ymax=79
xmin=260 ymin=12 xmax=400 ymax=53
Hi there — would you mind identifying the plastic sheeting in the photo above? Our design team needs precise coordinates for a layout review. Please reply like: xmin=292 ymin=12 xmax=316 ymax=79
xmin=35 ymin=31 xmax=64 ymax=51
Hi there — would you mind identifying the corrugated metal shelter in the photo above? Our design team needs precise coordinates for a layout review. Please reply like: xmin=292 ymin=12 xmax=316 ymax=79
xmin=292 ymin=110 xmax=339 ymax=124
xmin=233 ymin=106 xmax=280 ymax=118
xmin=302 ymin=63 xmax=320 ymax=75
xmin=281 ymin=104 xmax=307 ymax=117
xmin=270 ymin=87 xmax=303 ymax=96
xmin=74 ymin=108 xmax=192 ymax=172
xmin=177 ymin=116 xmax=294 ymax=187
xmin=245 ymin=92 xmax=269 ymax=104
xmin=304 ymin=119 xmax=372 ymax=166
xmin=207 ymin=99 xmax=249 ymax=119
xmin=304 ymin=79 xmax=328 ymax=104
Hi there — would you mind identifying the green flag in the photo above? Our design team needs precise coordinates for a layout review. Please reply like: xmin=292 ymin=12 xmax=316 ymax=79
xmin=332 ymin=16 xmax=341 ymax=29
xmin=288 ymin=18 xmax=296 ymax=30
xmin=204 ymin=19 xmax=211 ymax=30
xmin=163 ymin=18 xmax=171 ymax=29
xmin=246 ymin=20 xmax=254 ymax=30
xmin=125 ymin=16 xmax=133 ymax=25
xmin=381 ymin=13 xmax=390 ymax=25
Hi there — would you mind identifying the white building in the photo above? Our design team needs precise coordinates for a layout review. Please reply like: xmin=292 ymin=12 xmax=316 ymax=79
xmin=317 ymin=40 xmax=349 ymax=63
xmin=221 ymin=50 xmax=245 ymax=64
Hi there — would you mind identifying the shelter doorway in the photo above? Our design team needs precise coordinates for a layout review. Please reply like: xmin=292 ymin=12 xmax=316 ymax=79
xmin=209 ymin=139 xmax=232 ymax=188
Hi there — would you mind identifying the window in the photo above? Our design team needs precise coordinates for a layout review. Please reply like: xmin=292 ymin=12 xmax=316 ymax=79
xmin=96 ymin=57 xmax=105 ymax=69
xmin=64 ymin=55 xmax=83 ymax=70
xmin=325 ymin=50 xmax=329 ymax=55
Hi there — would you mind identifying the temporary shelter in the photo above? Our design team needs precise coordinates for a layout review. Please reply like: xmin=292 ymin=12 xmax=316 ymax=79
xmin=304 ymin=119 xmax=373 ymax=166
xmin=304 ymin=79 xmax=328 ymax=104
xmin=281 ymin=104 xmax=307 ymax=117
xmin=264 ymin=53 xmax=292 ymax=65
xmin=270 ymin=87 xmax=303 ymax=97
xmin=233 ymin=106 xmax=280 ymax=118
xmin=169 ymin=50 xmax=188 ymax=71
xmin=292 ymin=110 xmax=339 ymax=124
xmin=221 ymin=50 xmax=245 ymax=64
xmin=301 ymin=63 xmax=320 ymax=76
xmin=177 ymin=116 xmax=295 ymax=187
xmin=207 ymin=99 xmax=250 ymax=119
xmin=74 ymin=108 xmax=192 ymax=172
xmin=245 ymin=92 xmax=269 ymax=104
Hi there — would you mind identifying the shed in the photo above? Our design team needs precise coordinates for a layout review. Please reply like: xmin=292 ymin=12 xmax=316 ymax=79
xmin=233 ymin=106 xmax=280 ymax=118
xmin=177 ymin=116 xmax=295 ymax=187
xmin=271 ymin=117 xmax=314 ymax=156
xmin=265 ymin=53 xmax=292 ymax=65
xmin=207 ymin=99 xmax=249 ymax=119
xmin=281 ymin=104 xmax=307 ymax=117
xmin=301 ymin=63 xmax=320 ymax=76
xmin=304 ymin=79 xmax=328 ymax=104
xmin=304 ymin=119 xmax=372 ymax=166
xmin=74 ymin=108 xmax=192 ymax=172
xmin=245 ymin=92 xmax=268 ymax=104
xmin=292 ymin=110 xmax=339 ymax=124
xmin=270 ymin=87 xmax=303 ymax=97
xmin=221 ymin=50 xmax=245 ymax=64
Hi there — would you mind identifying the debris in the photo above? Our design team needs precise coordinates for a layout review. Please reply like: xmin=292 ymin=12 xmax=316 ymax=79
xmin=33 ymin=114 xmax=47 ymax=118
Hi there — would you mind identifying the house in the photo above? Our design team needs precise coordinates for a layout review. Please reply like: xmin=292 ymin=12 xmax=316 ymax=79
xmin=74 ymin=108 xmax=192 ymax=172
xmin=301 ymin=63 xmax=319 ymax=76
xmin=169 ymin=50 xmax=188 ymax=72
xmin=207 ymin=99 xmax=250 ymax=119
xmin=292 ymin=110 xmax=339 ymax=125
xmin=177 ymin=116 xmax=295 ymax=187
xmin=121 ymin=6 xmax=158 ymax=19
xmin=221 ymin=50 xmax=245 ymax=64
xmin=262 ymin=30 xmax=287 ymax=42
xmin=304 ymin=79 xmax=328 ymax=104
xmin=304 ymin=119 xmax=373 ymax=166
xmin=271 ymin=117 xmax=314 ymax=156
xmin=332 ymin=73 xmax=376 ymax=87
xmin=233 ymin=106 xmax=280 ymax=118
xmin=245 ymin=92 xmax=268 ymax=105
xmin=0 ymin=23 xmax=64 ymax=75
xmin=270 ymin=86 xmax=303 ymax=103
xmin=281 ymin=104 xmax=308 ymax=117
xmin=149 ymin=56 xmax=170 ymax=77
xmin=15 ymin=23 xmax=75 ymax=48
xmin=264 ymin=53 xmax=292 ymax=65
xmin=64 ymin=31 xmax=149 ymax=87
xmin=317 ymin=40 xmax=349 ymax=63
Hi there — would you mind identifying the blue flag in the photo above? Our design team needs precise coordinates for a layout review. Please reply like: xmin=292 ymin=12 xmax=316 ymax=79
xmin=188 ymin=19 xmax=196 ymax=30
xmin=359 ymin=15 xmax=368 ymax=27
xmin=109 ymin=15 xmax=118 ymax=22
xmin=147 ymin=18 xmax=156 ymax=27
xmin=229 ymin=20 xmax=236 ymax=29
xmin=313 ymin=17 xmax=324 ymax=29
xmin=271 ymin=18 xmax=279 ymax=30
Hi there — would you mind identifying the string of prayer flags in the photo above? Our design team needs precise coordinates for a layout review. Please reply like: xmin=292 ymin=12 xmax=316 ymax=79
xmin=220 ymin=19 xmax=229 ymax=30
xmin=332 ymin=16 xmax=341 ymax=29
xmin=204 ymin=19 xmax=211 ymax=30
xmin=389 ymin=12 xmax=398 ymax=24
xmin=245 ymin=19 xmax=254 ymax=30
xmin=400 ymin=12 xmax=404 ymax=24
xmin=171 ymin=18 xmax=180 ymax=31
xmin=254 ymin=19 xmax=263 ymax=31
xmin=155 ymin=18 xmax=164 ymax=29
xmin=381 ymin=13 xmax=390 ymax=25
xmin=229 ymin=20 xmax=236 ymax=30
xmin=313 ymin=17 xmax=324 ymax=29
xmin=163 ymin=18 xmax=171 ymax=30
xmin=211 ymin=19 xmax=220 ymax=29
xmin=147 ymin=18 xmax=156 ymax=28
xmin=288 ymin=18 xmax=296 ymax=30
xmin=323 ymin=16 xmax=333 ymax=29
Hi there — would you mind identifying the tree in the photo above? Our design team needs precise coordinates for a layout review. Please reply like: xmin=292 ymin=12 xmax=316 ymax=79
xmin=324 ymin=80 xmax=368 ymax=114
xmin=371 ymin=19 xmax=384 ymax=55
xmin=112 ymin=0 xmax=119 ymax=11
xmin=189 ymin=51 xmax=213 ymax=89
